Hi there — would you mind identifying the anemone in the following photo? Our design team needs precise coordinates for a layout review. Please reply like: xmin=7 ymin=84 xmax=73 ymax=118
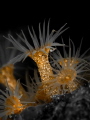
xmin=0 ymin=80 xmax=34 ymax=120
xmin=0 ymin=36 xmax=18 ymax=90
xmin=4 ymin=21 xmax=68 ymax=82
xmin=49 ymin=38 xmax=90 ymax=94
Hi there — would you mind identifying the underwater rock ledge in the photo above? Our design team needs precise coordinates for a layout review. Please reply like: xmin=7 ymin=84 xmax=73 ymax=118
xmin=13 ymin=82 xmax=90 ymax=120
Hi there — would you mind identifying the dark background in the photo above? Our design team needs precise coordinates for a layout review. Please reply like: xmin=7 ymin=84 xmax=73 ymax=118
xmin=0 ymin=1 xmax=90 ymax=50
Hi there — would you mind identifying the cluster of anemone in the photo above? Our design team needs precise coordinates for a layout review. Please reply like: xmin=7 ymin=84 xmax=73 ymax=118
xmin=0 ymin=21 xmax=90 ymax=120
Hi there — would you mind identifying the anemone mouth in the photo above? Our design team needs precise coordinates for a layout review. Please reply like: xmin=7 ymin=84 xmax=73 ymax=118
xmin=4 ymin=96 xmax=24 ymax=115
xmin=57 ymin=68 xmax=77 ymax=84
